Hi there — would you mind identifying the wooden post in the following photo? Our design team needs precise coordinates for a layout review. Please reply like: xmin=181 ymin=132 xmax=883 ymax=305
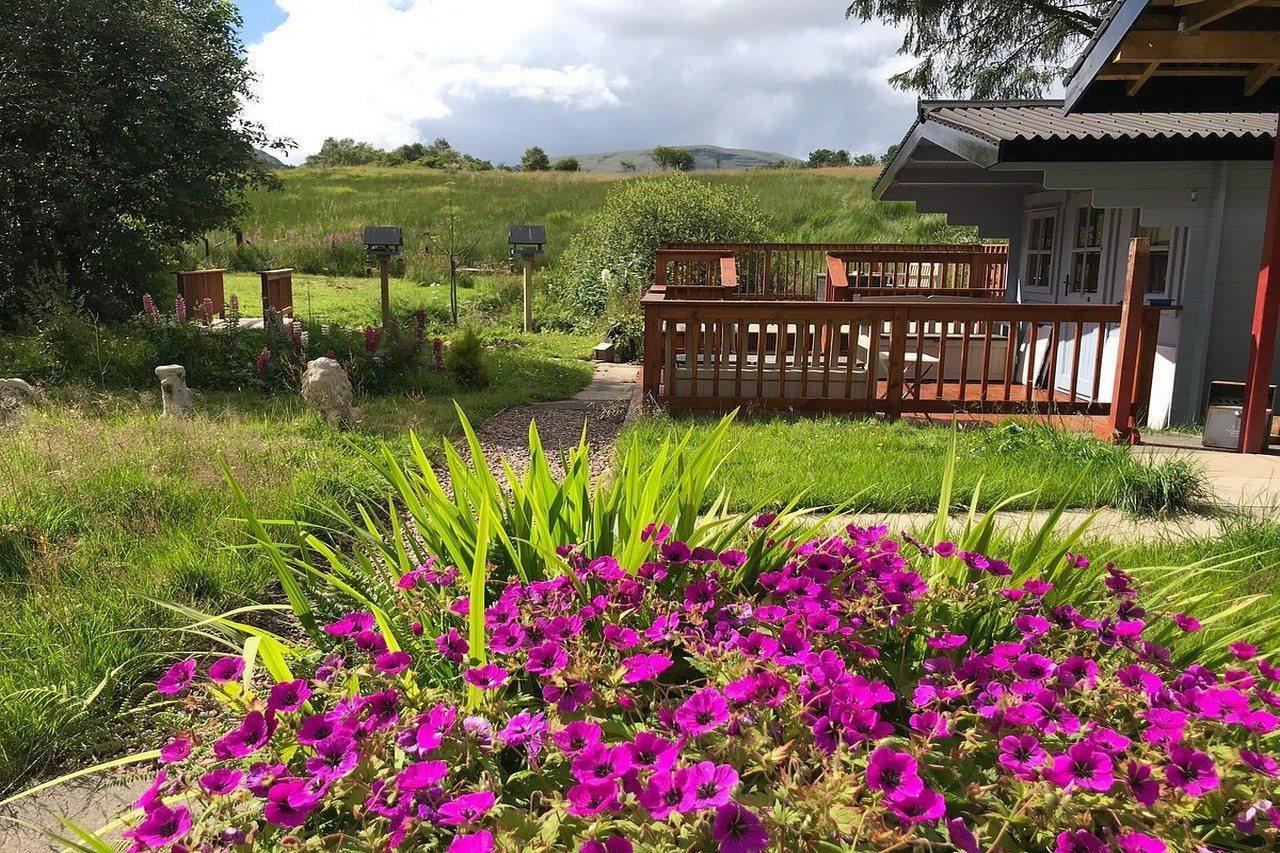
xmin=522 ymin=254 xmax=534 ymax=333
xmin=1132 ymin=306 xmax=1163 ymax=424
xmin=379 ymin=256 xmax=390 ymax=327
xmin=641 ymin=295 xmax=663 ymax=401
xmin=1239 ymin=114 xmax=1280 ymax=454
xmin=885 ymin=308 xmax=908 ymax=420
xmin=1107 ymin=237 xmax=1150 ymax=444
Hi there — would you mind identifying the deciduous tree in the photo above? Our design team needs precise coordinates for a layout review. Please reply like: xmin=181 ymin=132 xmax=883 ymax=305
xmin=520 ymin=147 xmax=551 ymax=172
xmin=651 ymin=147 xmax=697 ymax=172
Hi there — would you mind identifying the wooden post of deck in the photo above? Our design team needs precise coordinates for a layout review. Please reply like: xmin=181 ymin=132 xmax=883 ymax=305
xmin=641 ymin=293 xmax=663 ymax=401
xmin=885 ymin=308 xmax=908 ymax=420
xmin=1239 ymin=114 xmax=1280 ymax=454
xmin=1107 ymin=237 xmax=1150 ymax=444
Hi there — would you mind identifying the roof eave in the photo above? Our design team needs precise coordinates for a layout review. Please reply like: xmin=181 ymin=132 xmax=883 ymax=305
xmin=872 ymin=117 xmax=1001 ymax=200
xmin=1063 ymin=0 xmax=1150 ymax=114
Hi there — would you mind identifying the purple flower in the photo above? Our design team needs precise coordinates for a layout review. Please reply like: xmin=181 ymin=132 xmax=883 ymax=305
xmin=1125 ymin=760 xmax=1160 ymax=807
xmin=267 ymin=679 xmax=311 ymax=714
xmin=675 ymin=687 xmax=729 ymax=737
xmin=126 ymin=803 xmax=191 ymax=848
xmin=622 ymin=653 xmax=673 ymax=684
xmin=571 ymin=742 xmax=633 ymax=782
xmin=305 ymin=734 xmax=359 ymax=781
xmin=909 ymin=710 xmax=951 ymax=739
xmin=464 ymin=664 xmax=508 ymax=690
xmin=926 ymin=633 xmax=967 ymax=650
xmin=499 ymin=710 xmax=547 ymax=753
xmin=437 ymin=628 xmax=468 ymax=662
xmin=625 ymin=731 xmax=680 ymax=773
xmin=438 ymin=790 xmax=496 ymax=825
xmin=567 ymin=779 xmax=619 ymax=817
xmin=1173 ymin=613 xmax=1202 ymax=632
xmin=1164 ymin=745 xmax=1218 ymax=797
xmin=208 ymin=656 xmax=245 ymax=683
xmin=866 ymin=748 xmax=924 ymax=799
xmin=712 ymin=802 xmax=768 ymax=853
xmin=526 ymin=641 xmax=569 ymax=676
xmin=264 ymin=779 xmax=324 ymax=828
xmin=449 ymin=830 xmax=495 ymax=853
xmin=639 ymin=768 xmax=695 ymax=820
xmin=297 ymin=714 xmax=344 ymax=746
xmin=947 ymin=817 xmax=980 ymax=853
xmin=688 ymin=761 xmax=739 ymax=809
xmin=398 ymin=760 xmax=448 ymax=791
xmin=1241 ymin=749 xmax=1280 ymax=777
xmin=375 ymin=650 xmax=412 ymax=675
xmin=1231 ymin=641 xmax=1260 ymax=661
xmin=1055 ymin=829 xmax=1107 ymax=853
xmin=997 ymin=735 xmax=1046 ymax=777
xmin=213 ymin=711 xmax=274 ymax=760
xmin=1117 ymin=833 xmax=1168 ymax=853
xmin=553 ymin=720 xmax=603 ymax=755
xmin=1044 ymin=743 xmax=1114 ymax=792
xmin=887 ymin=787 xmax=946 ymax=824
xmin=199 ymin=767 xmax=243 ymax=796
xmin=325 ymin=611 xmax=375 ymax=637
xmin=1012 ymin=652 xmax=1056 ymax=682
xmin=156 ymin=659 xmax=196 ymax=695
xmin=580 ymin=837 xmax=633 ymax=853
xmin=159 ymin=735 xmax=192 ymax=764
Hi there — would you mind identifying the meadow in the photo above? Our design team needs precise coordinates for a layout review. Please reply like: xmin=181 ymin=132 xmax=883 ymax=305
xmin=205 ymin=166 xmax=970 ymax=277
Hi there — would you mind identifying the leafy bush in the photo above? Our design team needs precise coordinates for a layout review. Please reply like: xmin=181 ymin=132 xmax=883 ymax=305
xmin=37 ymin=414 xmax=1280 ymax=852
xmin=554 ymin=174 xmax=769 ymax=314
xmin=446 ymin=328 xmax=492 ymax=390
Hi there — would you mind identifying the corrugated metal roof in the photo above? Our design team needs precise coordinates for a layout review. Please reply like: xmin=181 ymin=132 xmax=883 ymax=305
xmin=923 ymin=100 xmax=1276 ymax=143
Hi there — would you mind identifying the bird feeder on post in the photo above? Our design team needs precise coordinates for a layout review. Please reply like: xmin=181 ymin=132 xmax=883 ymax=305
xmin=363 ymin=226 xmax=403 ymax=327
xmin=509 ymin=225 xmax=546 ymax=333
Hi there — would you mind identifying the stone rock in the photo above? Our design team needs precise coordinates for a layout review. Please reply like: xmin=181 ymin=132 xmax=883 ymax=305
xmin=301 ymin=357 xmax=359 ymax=427
xmin=0 ymin=378 xmax=35 ymax=426
xmin=155 ymin=365 xmax=194 ymax=419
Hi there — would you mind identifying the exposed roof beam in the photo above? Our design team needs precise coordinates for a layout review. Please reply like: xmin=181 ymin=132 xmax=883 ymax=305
xmin=1114 ymin=29 xmax=1280 ymax=64
xmin=1128 ymin=62 xmax=1161 ymax=94
xmin=1179 ymin=0 xmax=1264 ymax=32
xmin=1245 ymin=61 xmax=1280 ymax=94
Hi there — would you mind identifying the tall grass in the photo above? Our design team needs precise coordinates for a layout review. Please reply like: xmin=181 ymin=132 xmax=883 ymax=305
xmin=207 ymin=166 xmax=969 ymax=275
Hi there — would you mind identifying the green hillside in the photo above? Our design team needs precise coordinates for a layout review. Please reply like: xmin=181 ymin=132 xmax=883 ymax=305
xmin=566 ymin=144 xmax=802 ymax=173
xmin=209 ymin=165 xmax=970 ymax=277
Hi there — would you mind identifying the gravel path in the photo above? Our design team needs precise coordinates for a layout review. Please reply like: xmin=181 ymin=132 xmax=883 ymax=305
xmin=465 ymin=398 xmax=630 ymax=481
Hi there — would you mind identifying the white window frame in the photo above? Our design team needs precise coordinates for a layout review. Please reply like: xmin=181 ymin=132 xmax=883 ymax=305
xmin=1021 ymin=206 xmax=1059 ymax=295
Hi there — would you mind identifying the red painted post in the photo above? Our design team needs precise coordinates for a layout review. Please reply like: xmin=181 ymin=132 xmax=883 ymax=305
xmin=1239 ymin=115 xmax=1280 ymax=454
xmin=1108 ymin=238 xmax=1150 ymax=444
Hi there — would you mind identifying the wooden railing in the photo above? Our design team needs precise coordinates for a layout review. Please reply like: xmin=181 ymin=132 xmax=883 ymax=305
xmin=177 ymin=268 xmax=226 ymax=320
xmin=642 ymin=239 xmax=1168 ymax=440
xmin=656 ymin=243 xmax=1008 ymax=300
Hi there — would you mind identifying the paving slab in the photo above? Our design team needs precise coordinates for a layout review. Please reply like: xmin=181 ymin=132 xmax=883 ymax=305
xmin=1138 ymin=434 xmax=1280 ymax=511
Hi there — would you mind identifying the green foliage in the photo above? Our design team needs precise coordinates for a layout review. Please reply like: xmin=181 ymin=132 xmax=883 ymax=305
xmin=852 ymin=153 xmax=880 ymax=166
xmin=1112 ymin=456 xmax=1209 ymax=518
xmin=302 ymin=137 xmax=493 ymax=171
xmin=846 ymin=0 xmax=1110 ymax=98
xmin=808 ymin=148 xmax=852 ymax=167
xmin=520 ymin=146 xmax=551 ymax=172
xmin=554 ymin=174 xmax=769 ymax=313
xmin=445 ymin=328 xmax=492 ymax=390
xmin=650 ymin=146 xmax=696 ymax=171
xmin=551 ymin=156 xmax=581 ymax=172
xmin=0 ymin=0 xmax=281 ymax=323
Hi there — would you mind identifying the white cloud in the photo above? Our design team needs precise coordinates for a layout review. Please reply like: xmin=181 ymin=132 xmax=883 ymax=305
xmin=243 ymin=0 xmax=915 ymax=164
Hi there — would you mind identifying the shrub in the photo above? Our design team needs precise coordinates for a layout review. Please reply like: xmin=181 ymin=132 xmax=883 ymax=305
xmin=446 ymin=328 xmax=491 ymax=390
xmin=553 ymin=174 xmax=769 ymax=314
xmin=37 ymin=414 xmax=1280 ymax=852
xmin=1112 ymin=456 xmax=1209 ymax=517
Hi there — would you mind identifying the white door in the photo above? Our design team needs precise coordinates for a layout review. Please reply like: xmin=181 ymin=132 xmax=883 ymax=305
xmin=1054 ymin=205 xmax=1114 ymax=400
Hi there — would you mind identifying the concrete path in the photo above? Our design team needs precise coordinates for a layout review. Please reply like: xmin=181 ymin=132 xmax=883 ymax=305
xmin=828 ymin=507 xmax=1234 ymax=544
xmin=0 ymin=772 xmax=147 ymax=852
xmin=1138 ymin=433 xmax=1280 ymax=511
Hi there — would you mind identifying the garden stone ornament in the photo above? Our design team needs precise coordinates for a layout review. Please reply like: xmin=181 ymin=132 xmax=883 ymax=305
xmin=0 ymin=378 xmax=36 ymax=425
xmin=301 ymin=357 xmax=359 ymax=427
xmin=155 ymin=365 xmax=194 ymax=419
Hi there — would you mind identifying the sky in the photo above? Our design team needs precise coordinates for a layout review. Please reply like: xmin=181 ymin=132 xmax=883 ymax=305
xmin=234 ymin=0 xmax=918 ymax=165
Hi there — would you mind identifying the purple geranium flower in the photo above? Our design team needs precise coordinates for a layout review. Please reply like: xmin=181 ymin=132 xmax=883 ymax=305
xmin=625 ymin=731 xmax=680 ymax=773
xmin=639 ymin=768 xmax=694 ymax=820
xmin=297 ymin=714 xmax=344 ymax=746
xmin=1117 ymin=833 xmax=1168 ymax=853
xmin=675 ymin=687 xmax=729 ymax=737
xmin=1056 ymin=829 xmax=1107 ymax=853
xmin=567 ymin=779 xmax=619 ymax=817
xmin=1044 ymin=743 xmax=1114 ymax=792
xmin=947 ymin=817 xmax=980 ymax=853
xmin=526 ymin=641 xmax=569 ymax=676
xmin=126 ymin=803 xmax=191 ymax=848
xmin=375 ymin=650 xmax=412 ymax=675
xmin=213 ymin=711 xmax=274 ymax=760
xmin=199 ymin=767 xmax=243 ymax=796
xmin=159 ymin=735 xmax=191 ymax=764
xmin=398 ymin=760 xmax=448 ymax=791
xmin=156 ymin=659 xmax=196 ymax=695
xmin=571 ymin=742 xmax=633 ymax=783
xmin=712 ymin=802 xmax=768 ymax=853
xmin=464 ymin=664 xmax=508 ymax=690
xmin=622 ymin=653 xmax=673 ymax=684
xmin=305 ymin=734 xmax=359 ymax=781
xmin=554 ymin=720 xmax=603 ymax=755
xmin=264 ymin=779 xmax=324 ymax=828
xmin=437 ymin=790 xmax=496 ymax=825
xmin=267 ymin=679 xmax=311 ymax=714
xmin=449 ymin=830 xmax=495 ymax=853
xmin=1241 ymin=749 xmax=1280 ymax=777
xmin=887 ymin=787 xmax=946 ymax=824
xmin=1173 ymin=613 xmax=1202 ymax=632
xmin=997 ymin=735 xmax=1046 ymax=777
xmin=208 ymin=656 xmax=244 ymax=684
xmin=1165 ymin=745 xmax=1219 ymax=797
xmin=437 ymin=628 xmax=468 ymax=663
xmin=688 ymin=761 xmax=739 ymax=809
xmin=580 ymin=836 xmax=633 ymax=853
xmin=866 ymin=748 xmax=924 ymax=799
xmin=1125 ymin=760 xmax=1160 ymax=807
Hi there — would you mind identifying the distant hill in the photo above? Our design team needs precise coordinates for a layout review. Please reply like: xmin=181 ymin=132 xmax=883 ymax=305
xmin=254 ymin=149 xmax=291 ymax=170
xmin=565 ymin=145 xmax=802 ymax=173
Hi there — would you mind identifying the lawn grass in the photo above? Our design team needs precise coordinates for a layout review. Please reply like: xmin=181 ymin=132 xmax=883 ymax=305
xmin=210 ymin=166 xmax=970 ymax=275
xmin=0 ymin=335 xmax=594 ymax=792
xmin=617 ymin=414 xmax=1189 ymax=514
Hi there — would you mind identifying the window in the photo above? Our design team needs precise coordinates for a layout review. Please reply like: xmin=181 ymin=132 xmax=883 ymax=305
xmin=1025 ymin=211 xmax=1056 ymax=290
xmin=1136 ymin=224 xmax=1174 ymax=297
xmin=1068 ymin=208 xmax=1105 ymax=295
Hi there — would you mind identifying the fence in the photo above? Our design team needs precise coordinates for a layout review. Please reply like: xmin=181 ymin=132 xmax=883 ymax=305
xmin=642 ymin=239 xmax=1167 ymax=440
xmin=655 ymin=243 xmax=1008 ymax=300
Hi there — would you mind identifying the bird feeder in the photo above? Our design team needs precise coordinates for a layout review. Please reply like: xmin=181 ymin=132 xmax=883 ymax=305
xmin=509 ymin=225 xmax=546 ymax=332
xmin=363 ymin=226 xmax=403 ymax=326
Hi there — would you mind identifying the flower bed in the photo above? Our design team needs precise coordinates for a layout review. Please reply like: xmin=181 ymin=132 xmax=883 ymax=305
xmin=121 ymin=517 xmax=1279 ymax=852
